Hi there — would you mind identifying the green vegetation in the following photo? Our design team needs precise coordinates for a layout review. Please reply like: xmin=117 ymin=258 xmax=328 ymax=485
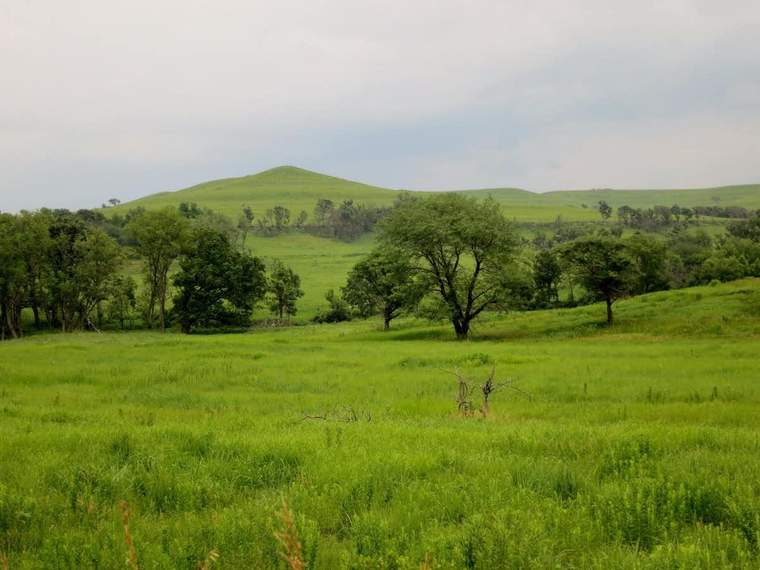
xmin=110 ymin=166 xmax=760 ymax=223
xmin=1 ymin=280 xmax=759 ymax=568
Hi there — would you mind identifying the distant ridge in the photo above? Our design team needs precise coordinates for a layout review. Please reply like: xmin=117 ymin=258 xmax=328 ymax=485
xmin=111 ymin=165 xmax=760 ymax=223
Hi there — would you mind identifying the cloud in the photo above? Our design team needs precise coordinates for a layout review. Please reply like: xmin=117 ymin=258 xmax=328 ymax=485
xmin=1 ymin=0 xmax=759 ymax=211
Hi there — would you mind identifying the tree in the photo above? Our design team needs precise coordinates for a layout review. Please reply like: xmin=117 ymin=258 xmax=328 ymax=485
xmin=0 ymin=214 xmax=26 ymax=339
xmin=107 ymin=275 xmax=137 ymax=329
xmin=238 ymin=205 xmax=255 ymax=248
xmin=626 ymin=233 xmax=669 ymax=294
xmin=173 ymin=228 xmax=266 ymax=333
xmin=314 ymin=199 xmax=334 ymax=226
xmin=270 ymin=206 xmax=290 ymax=231
xmin=108 ymin=198 xmax=121 ymax=207
xmin=73 ymin=228 xmax=124 ymax=330
xmin=379 ymin=194 xmax=518 ymax=339
xmin=561 ymin=237 xmax=633 ymax=325
xmin=267 ymin=259 xmax=304 ymax=321
xmin=313 ymin=289 xmax=352 ymax=323
xmin=343 ymin=248 xmax=425 ymax=330
xmin=127 ymin=208 xmax=189 ymax=331
xmin=532 ymin=249 xmax=562 ymax=308
xmin=295 ymin=210 xmax=308 ymax=229
xmin=597 ymin=200 xmax=613 ymax=220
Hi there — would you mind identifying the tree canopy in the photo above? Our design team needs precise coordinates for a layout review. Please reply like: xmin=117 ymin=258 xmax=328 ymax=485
xmin=379 ymin=194 xmax=518 ymax=339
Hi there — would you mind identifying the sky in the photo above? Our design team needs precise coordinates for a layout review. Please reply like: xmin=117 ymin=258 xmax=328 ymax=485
xmin=2 ymin=0 xmax=760 ymax=211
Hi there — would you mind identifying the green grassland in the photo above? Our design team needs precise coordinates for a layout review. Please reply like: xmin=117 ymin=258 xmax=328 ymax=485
xmin=112 ymin=166 xmax=760 ymax=224
xmin=110 ymin=166 xmax=760 ymax=320
xmin=1 ymin=279 xmax=759 ymax=568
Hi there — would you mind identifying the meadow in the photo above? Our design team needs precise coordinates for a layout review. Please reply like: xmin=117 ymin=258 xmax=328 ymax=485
xmin=1 ymin=279 xmax=759 ymax=568
xmin=113 ymin=166 xmax=760 ymax=224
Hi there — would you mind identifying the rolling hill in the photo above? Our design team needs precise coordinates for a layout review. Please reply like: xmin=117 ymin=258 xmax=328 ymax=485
xmin=111 ymin=166 xmax=760 ymax=319
xmin=113 ymin=165 xmax=760 ymax=223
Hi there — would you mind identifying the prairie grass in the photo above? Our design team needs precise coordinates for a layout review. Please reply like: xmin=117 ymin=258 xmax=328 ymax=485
xmin=0 ymin=279 xmax=758 ymax=567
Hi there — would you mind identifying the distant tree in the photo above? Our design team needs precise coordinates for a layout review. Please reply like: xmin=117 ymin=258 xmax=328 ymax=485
xmin=238 ymin=205 xmax=255 ymax=248
xmin=561 ymin=237 xmax=634 ymax=325
xmin=532 ymin=249 xmax=563 ymax=307
xmin=597 ymin=200 xmax=613 ymax=220
xmin=313 ymin=289 xmax=352 ymax=323
xmin=626 ymin=233 xmax=669 ymax=294
xmin=108 ymin=198 xmax=121 ymax=207
xmin=314 ymin=199 xmax=335 ymax=226
xmin=271 ymin=206 xmax=290 ymax=231
xmin=178 ymin=202 xmax=203 ymax=219
xmin=379 ymin=194 xmax=518 ymax=339
xmin=107 ymin=275 xmax=137 ymax=329
xmin=173 ymin=229 xmax=266 ymax=333
xmin=295 ymin=210 xmax=308 ymax=229
xmin=127 ymin=208 xmax=190 ymax=331
xmin=267 ymin=259 xmax=304 ymax=321
xmin=727 ymin=215 xmax=760 ymax=242
xmin=0 ymin=214 xmax=26 ymax=339
xmin=343 ymin=248 xmax=425 ymax=330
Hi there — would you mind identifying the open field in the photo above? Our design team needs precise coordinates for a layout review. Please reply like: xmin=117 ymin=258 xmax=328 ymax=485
xmin=1 ymin=279 xmax=759 ymax=568
xmin=111 ymin=166 xmax=760 ymax=223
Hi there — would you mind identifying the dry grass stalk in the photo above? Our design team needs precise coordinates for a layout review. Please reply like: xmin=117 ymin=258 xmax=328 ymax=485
xmin=120 ymin=500 xmax=139 ymax=570
xmin=197 ymin=549 xmax=220 ymax=569
xmin=1 ymin=552 xmax=9 ymax=570
xmin=274 ymin=498 xmax=305 ymax=570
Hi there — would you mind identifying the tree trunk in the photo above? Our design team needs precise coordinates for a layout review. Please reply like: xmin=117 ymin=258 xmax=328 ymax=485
xmin=453 ymin=317 xmax=470 ymax=340
xmin=159 ymin=287 xmax=166 ymax=332
xmin=383 ymin=305 xmax=393 ymax=331
xmin=606 ymin=297 xmax=613 ymax=326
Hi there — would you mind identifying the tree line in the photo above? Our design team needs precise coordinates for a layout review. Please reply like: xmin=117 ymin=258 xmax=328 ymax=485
xmin=328 ymin=195 xmax=760 ymax=336
xmin=596 ymin=200 xmax=757 ymax=230
xmin=0 ymin=208 xmax=303 ymax=339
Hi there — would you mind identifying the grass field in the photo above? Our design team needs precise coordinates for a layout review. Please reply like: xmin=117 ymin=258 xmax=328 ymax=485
xmin=1 ymin=279 xmax=759 ymax=568
xmin=111 ymin=166 xmax=760 ymax=224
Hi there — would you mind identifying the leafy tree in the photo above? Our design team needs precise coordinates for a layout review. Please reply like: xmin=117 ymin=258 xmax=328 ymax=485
xmin=295 ymin=210 xmax=308 ymax=229
xmin=379 ymin=194 xmax=518 ymax=339
xmin=267 ymin=259 xmax=304 ymax=321
xmin=0 ymin=214 xmax=26 ymax=339
xmin=626 ymin=233 xmax=669 ymax=294
xmin=238 ymin=205 xmax=255 ymax=248
xmin=728 ymin=215 xmax=760 ymax=242
xmin=16 ymin=211 xmax=52 ymax=329
xmin=532 ymin=249 xmax=562 ymax=307
xmin=270 ymin=206 xmax=290 ymax=231
xmin=127 ymin=208 xmax=190 ymax=331
xmin=597 ymin=200 xmax=613 ymax=220
xmin=178 ymin=202 xmax=203 ymax=219
xmin=314 ymin=199 xmax=335 ymax=226
xmin=313 ymin=289 xmax=352 ymax=323
xmin=561 ymin=237 xmax=634 ymax=325
xmin=73 ymin=228 xmax=124 ymax=330
xmin=173 ymin=229 xmax=266 ymax=333
xmin=343 ymin=248 xmax=425 ymax=330
xmin=107 ymin=275 xmax=137 ymax=329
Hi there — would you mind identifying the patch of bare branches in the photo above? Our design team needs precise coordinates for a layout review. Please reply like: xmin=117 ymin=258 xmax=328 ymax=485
xmin=299 ymin=405 xmax=371 ymax=423
xmin=442 ymin=366 xmax=532 ymax=418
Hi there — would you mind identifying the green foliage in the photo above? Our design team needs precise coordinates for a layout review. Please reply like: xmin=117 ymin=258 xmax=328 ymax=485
xmin=1 ymin=280 xmax=759 ymax=567
xmin=343 ymin=248 xmax=425 ymax=329
xmin=173 ymin=229 xmax=266 ymax=332
xmin=266 ymin=259 xmax=304 ymax=320
xmin=562 ymin=237 xmax=635 ymax=325
xmin=313 ymin=289 xmax=352 ymax=323
xmin=380 ymin=193 xmax=518 ymax=338
xmin=127 ymin=208 xmax=190 ymax=331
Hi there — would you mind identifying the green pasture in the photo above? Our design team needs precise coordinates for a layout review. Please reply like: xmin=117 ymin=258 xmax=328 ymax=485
xmin=1 ymin=279 xmax=759 ymax=568
xmin=111 ymin=166 xmax=760 ymax=224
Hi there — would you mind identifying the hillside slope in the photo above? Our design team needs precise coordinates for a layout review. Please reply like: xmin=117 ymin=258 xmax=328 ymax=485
xmin=113 ymin=165 xmax=760 ymax=223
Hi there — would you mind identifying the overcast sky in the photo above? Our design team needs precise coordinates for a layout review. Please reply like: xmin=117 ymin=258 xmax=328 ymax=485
xmin=2 ymin=1 xmax=760 ymax=211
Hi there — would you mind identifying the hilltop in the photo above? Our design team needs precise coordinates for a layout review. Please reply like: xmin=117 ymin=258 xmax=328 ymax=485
xmin=112 ymin=165 xmax=760 ymax=223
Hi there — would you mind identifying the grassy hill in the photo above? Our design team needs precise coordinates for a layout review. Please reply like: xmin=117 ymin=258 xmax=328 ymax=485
xmin=2 ymin=279 xmax=759 ymax=567
xmin=114 ymin=165 xmax=760 ymax=223
xmin=112 ymin=167 xmax=760 ymax=319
